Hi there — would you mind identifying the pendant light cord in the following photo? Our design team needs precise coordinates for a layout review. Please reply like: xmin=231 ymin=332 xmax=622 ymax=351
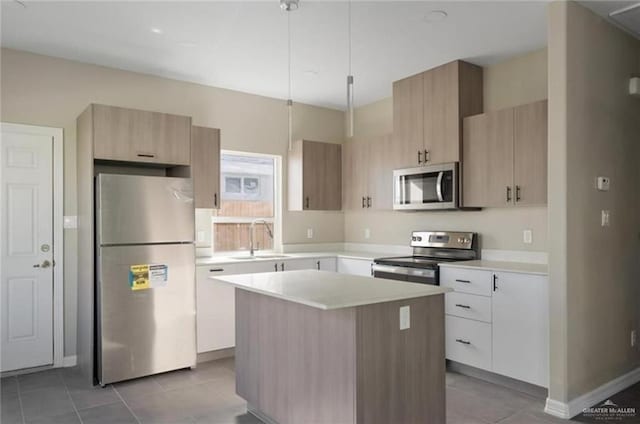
xmin=288 ymin=11 xmax=292 ymax=102
xmin=348 ymin=0 xmax=352 ymax=76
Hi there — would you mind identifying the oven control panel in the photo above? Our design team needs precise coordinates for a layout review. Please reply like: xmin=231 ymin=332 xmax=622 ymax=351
xmin=410 ymin=231 xmax=475 ymax=250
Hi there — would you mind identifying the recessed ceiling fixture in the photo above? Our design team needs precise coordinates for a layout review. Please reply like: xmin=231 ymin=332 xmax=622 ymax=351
xmin=177 ymin=41 xmax=198 ymax=48
xmin=150 ymin=27 xmax=163 ymax=34
xmin=424 ymin=10 xmax=448 ymax=23
xmin=280 ymin=0 xmax=299 ymax=12
xmin=346 ymin=0 xmax=354 ymax=138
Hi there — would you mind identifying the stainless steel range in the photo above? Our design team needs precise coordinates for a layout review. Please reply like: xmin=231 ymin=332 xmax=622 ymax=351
xmin=372 ymin=231 xmax=478 ymax=285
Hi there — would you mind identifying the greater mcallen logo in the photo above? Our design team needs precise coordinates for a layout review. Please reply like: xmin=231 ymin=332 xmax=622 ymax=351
xmin=583 ymin=399 xmax=637 ymax=421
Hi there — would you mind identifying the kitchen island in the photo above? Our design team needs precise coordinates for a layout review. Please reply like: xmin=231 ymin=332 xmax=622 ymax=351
xmin=212 ymin=270 xmax=451 ymax=424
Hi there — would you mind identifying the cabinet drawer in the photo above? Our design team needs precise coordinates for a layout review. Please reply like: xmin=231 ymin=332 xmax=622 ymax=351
xmin=445 ymin=316 xmax=492 ymax=371
xmin=440 ymin=267 xmax=493 ymax=296
xmin=445 ymin=292 xmax=492 ymax=323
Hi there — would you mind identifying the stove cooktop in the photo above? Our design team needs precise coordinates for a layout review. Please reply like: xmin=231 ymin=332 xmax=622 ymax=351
xmin=373 ymin=256 xmax=458 ymax=270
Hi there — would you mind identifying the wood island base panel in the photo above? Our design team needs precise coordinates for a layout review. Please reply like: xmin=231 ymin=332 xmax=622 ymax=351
xmin=235 ymin=288 xmax=446 ymax=424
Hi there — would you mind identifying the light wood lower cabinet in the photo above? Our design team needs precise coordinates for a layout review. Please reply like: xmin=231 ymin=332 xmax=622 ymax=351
xmin=441 ymin=266 xmax=549 ymax=387
xmin=288 ymin=140 xmax=342 ymax=211
xmin=91 ymin=104 xmax=191 ymax=165
xmin=462 ymin=100 xmax=547 ymax=208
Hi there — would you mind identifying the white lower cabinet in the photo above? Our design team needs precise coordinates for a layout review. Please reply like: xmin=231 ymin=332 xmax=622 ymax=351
xmin=196 ymin=264 xmax=238 ymax=353
xmin=445 ymin=316 xmax=492 ymax=371
xmin=441 ymin=266 xmax=549 ymax=387
xmin=197 ymin=256 xmax=339 ymax=353
xmin=337 ymin=257 xmax=373 ymax=276
xmin=492 ymin=272 xmax=549 ymax=387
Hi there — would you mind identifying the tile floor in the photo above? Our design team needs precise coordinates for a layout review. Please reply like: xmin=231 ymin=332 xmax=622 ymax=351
xmin=1 ymin=357 xmax=638 ymax=424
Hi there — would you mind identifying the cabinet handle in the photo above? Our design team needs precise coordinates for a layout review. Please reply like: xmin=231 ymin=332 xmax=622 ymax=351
xmin=280 ymin=263 xmax=285 ymax=271
xmin=515 ymin=185 xmax=521 ymax=202
xmin=455 ymin=279 xmax=471 ymax=284
xmin=455 ymin=304 xmax=471 ymax=309
xmin=275 ymin=263 xmax=278 ymax=272
xmin=506 ymin=186 xmax=512 ymax=202
xmin=417 ymin=150 xmax=422 ymax=165
xmin=316 ymin=260 xmax=320 ymax=270
xmin=209 ymin=268 xmax=224 ymax=272
xmin=424 ymin=150 xmax=430 ymax=163
xmin=367 ymin=196 xmax=371 ymax=208
xmin=214 ymin=193 xmax=218 ymax=208
xmin=362 ymin=196 xmax=366 ymax=208
xmin=455 ymin=339 xmax=471 ymax=345
xmin=136 ymin=153 xmax=155 ymax=158
xmin=493 ymin=274 xmax=498 ymax=291
xmin=305 ymin=197 xmax=310 ymax=209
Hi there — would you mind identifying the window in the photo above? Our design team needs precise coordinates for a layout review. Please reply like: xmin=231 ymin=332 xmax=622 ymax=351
xmin=212 ymin=152 xmax=277 ymax=253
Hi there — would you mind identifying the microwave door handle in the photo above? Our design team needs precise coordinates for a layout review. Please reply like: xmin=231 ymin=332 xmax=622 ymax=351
xmin=436 ymin=171 xmax=444 ymax=202
xmin=399 ymin=175 xmax=405 ymax=205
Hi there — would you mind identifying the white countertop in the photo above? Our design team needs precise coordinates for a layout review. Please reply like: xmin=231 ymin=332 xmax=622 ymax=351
xmin=196 ymin=251 xmax=391 ymax=266
xmin=438 ymin=260 xmax=548 ymax=275
xmin=212 ymin=270 xmax=451 ymax=310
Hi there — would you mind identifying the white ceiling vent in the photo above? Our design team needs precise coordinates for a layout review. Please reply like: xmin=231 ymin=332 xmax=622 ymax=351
xmin=609 ymin=3 xmax=640 ymax=38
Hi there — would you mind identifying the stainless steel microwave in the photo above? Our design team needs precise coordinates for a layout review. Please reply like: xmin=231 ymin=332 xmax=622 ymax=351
xmin=393 ymin=162 xmax=459 ymax=210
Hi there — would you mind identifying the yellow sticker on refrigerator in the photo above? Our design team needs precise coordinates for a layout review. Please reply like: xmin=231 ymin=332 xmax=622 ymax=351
xmin=129 ymin=264 xmax=168 ymax=290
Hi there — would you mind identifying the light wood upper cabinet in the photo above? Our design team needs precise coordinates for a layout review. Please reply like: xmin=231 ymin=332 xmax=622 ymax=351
xmin=393 ymin=60 xmax=483 ymax=168
xmin=393 ymin=73 xmax=424 ymax=168
xmin=190 ymin=126 xmax=221 ymax=209
xmin=462 ymin=100 xmax=547 ymax=208
xmin=342 ymin=134 xmax=394 ymax=211
xmin=288 ymin=140 xmax=342 ymax=211
xmin=92 ymin=104 xmax=191 ymax=165
xmin=514 ymin=100 xmax=548 ymax=205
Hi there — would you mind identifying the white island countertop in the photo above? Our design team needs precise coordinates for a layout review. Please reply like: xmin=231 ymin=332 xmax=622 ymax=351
xmin=212 ymin=270 xmax=451 ymax=310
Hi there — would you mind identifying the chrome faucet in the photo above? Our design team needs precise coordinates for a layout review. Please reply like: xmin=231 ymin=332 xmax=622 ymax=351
xmin=249 ymin=219 xmax=274 ymax=256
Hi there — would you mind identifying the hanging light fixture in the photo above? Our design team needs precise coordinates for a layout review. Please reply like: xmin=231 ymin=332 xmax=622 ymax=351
xmin=346 ymin=0 xmax=354 ymax=138
xmin=283 ymin=0 xmax=297 ymax=150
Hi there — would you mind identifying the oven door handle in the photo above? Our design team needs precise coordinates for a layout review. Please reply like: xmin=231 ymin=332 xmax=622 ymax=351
xmin=371 ymin=264 xmax=436 ymax=279
xmin=436 ymin=171 xmax=445 ymax=202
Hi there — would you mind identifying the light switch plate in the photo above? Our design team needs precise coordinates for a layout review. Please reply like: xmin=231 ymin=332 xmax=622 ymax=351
xmin=399 ymin=306 xmax=410 ymax=330
xmin=364 ymin=228 xmax=371 ymax=239
xmin=197 ymin=231 xmax=206 ymax=243
xmin=63 ymin=216 xmax=78 ymax=229
xmin=307 ymin=228 xmax=313 ymax=239
xmin=601 ymin=210 xmax=611 ymax=227
xmin=523 ymin=229 xmax=533 ymax=244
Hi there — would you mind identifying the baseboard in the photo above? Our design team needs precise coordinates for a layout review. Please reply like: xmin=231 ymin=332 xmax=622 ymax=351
xmin=197 ymin=347 xmax=235 ymax=363
xmin=545 ymin=366 xmax=640 ymax=419
xmin=63 ymin=355 xmax=77 ymax=367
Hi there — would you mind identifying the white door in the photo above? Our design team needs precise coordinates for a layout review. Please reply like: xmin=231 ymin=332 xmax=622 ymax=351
xmin=1 ymin=127 xmax=54 ymax=371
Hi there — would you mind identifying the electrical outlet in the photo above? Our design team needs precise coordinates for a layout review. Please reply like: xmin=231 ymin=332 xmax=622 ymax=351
xmin=596 ymin=176 xmax=610 ymax=191
xmin=364 ymin=228 xmax=371 ymax=239
xmin=523 ymin=229 xmax=533 ymax=244
xmin=399 ymin=306 xmax=410 ymax=330
xmin=601 ymin=210 xmax=611 ymax=227
xmin=632 ymin=330 xmax=637 ymax=347
xmin=307 ymin=228 xmax=313 ymax=239
xmin=197 ymin=231 xmax=206 ymax=242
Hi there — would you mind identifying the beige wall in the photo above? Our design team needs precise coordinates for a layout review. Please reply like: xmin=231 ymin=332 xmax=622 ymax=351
xmin=548 ymin=0 xmax=640 ymax=403
xmin=0 ymin=48 xmax=345 ymax=356
xmin=346 ymin=49 xmax=549 ymax=252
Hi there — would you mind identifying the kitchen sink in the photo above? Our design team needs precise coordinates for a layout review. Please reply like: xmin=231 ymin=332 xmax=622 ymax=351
xmin=230 ymin=254 xmax=291 ymax=260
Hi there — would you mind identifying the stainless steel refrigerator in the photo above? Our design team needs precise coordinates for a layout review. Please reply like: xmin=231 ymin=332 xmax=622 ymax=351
xmin=95 ymin=174 xmax=196 ymax=385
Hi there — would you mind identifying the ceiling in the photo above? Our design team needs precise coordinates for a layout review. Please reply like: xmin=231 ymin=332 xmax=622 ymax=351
xmin=578 ymin=1 xmax=640 ymax=39
xmin=1 ymin=1 xmax=549 ymax=110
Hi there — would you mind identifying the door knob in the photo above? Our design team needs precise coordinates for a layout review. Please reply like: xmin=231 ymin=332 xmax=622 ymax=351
xmin=33 ymin=260 xmax=51 ymax=268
